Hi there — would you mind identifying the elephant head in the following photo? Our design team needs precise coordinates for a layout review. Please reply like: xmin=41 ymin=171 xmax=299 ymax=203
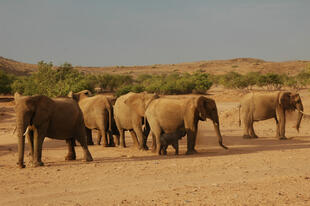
xmin=196 ymin=96 xmax=228 ymax=149
xmin=278 ymin=91 xmax=304 ymax=132
xmin=124 ymin=92 xmax=159 ymax=117
xmin=14 ymin=92 xmax=54 ymax=168
xmin=68 ymin=90 xmax=92 ymax=102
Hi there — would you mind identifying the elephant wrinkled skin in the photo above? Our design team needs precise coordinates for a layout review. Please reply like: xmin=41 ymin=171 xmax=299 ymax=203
xmin=145 ymin=96 xmax=228 ymax=155
xmin=239 ymin=91 xmax=304 ymax=139
xmin=69 ymin=90 xmax=117 ymax=147
xmin=114 ymin=92 xmax=158 ymax=150
xmin=14 ymin=93 xmax=93 ymax=168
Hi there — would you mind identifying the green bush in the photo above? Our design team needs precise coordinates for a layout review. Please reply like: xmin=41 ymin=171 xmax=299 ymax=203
xmin=191 ymin=72 xmax=213 ymax=93
xmin=11 ymin=61 xmax=96 ymax=97
xmin=257 ymin=73 xmax=283 ymax=90
xmin=96 ymin=74 xmax=133 ymax=91
xmin=219 ymin=72 xmax=248 ymax=89
xmin=0 ymin=70 xmax=15 ymax=94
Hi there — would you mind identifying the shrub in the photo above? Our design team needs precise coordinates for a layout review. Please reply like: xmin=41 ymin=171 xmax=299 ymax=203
xmin=191 ymin=72 xmax=213 ymax=93
xmin=257 ymin=73 xmax=283 ymax=90
xmin=11 ymin=61 xmax=96 ymax=97
xmin=0 ymin=70 xmax=15 ymax=94
xmin=115 ymin=85 xmax=133 ymax=97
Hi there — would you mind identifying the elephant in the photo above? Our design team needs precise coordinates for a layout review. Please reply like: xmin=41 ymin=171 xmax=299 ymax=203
xmin=68 ymin=90 xmax=116 ymax=147
xmin=113 ymin=92 xmax=159 ymax=150
xmin=239 ymin=91 xmax=303 ymax=139
xmin=145 ymin=96 xmax=228 ymax=155
xmin=159 ymin=129 xmax=186 ymax=155
xmin=14 ymin=92 xmax=93 ymax=168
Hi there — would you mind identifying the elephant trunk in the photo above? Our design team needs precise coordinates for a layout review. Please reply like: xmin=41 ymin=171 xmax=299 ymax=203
xmin=16 ymin=119 xmax=26 ymax=168
xmin=295 ymin=103 xmax=303 ymax=133
xmin=213 ymin=121 xmax=228 ymax=150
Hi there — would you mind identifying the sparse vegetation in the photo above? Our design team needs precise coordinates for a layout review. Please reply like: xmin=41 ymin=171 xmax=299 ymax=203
xmin=5 ymin=61 xmax=310 ymax=97
xmin=0 ymin=70 xmax=15 ymax=94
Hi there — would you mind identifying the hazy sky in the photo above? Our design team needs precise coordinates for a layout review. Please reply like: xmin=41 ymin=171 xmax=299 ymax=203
xmin=0 ymin=1 xmax=309 ymax=66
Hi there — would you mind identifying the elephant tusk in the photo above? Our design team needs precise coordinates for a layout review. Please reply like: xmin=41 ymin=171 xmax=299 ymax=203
xmin=23 ymin=125 xmax=33 ymax=136
xmin=12 ymin=126 xmax=16 ymax=135
xmin=296 ymin=109 xmax=310 ymax=118
xmin=23 ymin=127 xmax=30 ymax=136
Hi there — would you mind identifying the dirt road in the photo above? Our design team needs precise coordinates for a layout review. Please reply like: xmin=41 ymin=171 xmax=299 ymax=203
xmin=1 ymin=90 xmax=310 ymax=205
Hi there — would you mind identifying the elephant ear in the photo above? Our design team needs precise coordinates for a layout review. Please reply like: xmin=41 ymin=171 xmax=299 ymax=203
xmin=27 ymin=95 xmax=55 ymax=126
xmin=14 ymin=92 xmax=22 ymax=105
xmin=108 ymin=97 xmax=117 ymax=106
xmin=124 ymin=94 xmax=146 ymax=117
xmin=278 ymin=92 xmax=291 ymax=109
xmin=196 ymin=96 xmax=207 ymax=120
xmin=14 ymin=92 xmax=22 ymax=100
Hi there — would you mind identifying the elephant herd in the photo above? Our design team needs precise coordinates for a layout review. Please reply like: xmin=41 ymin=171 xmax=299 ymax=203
xmin=13 ymin=90 xmax=304 ymax=168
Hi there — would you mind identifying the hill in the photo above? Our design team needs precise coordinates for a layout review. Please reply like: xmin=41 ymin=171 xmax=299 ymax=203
xmin=0 ymin=56 xmax=309 ymax=76
xmin=0 ymin=56 xmax=37 ymax=75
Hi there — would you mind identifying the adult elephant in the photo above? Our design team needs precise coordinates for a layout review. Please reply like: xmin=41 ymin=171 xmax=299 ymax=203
xmin=14 ymin=93 xmax=93 ymax=168
xmin=69 ymin=90 xmax=115 ymax=147
xmin=114 ymin=92 xmax=159 ymax=150
xmin=145 ymin=96 xmax=228 ymax=155
xmin=239 ymin=91 xmax=303 ymax=139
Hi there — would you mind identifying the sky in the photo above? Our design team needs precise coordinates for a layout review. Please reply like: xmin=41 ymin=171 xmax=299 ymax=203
xmin=0 ymin=0 xmax=309 ymax=66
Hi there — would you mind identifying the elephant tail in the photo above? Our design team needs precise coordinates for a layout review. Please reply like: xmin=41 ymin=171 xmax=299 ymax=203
xmin=238 ymin=104 xmax=241 ymax=127
xmin=108 ymin=106 xmax=112 ymax=132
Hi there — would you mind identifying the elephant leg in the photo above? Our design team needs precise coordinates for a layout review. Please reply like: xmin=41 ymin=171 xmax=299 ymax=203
xmin=100 ymin=129 xmax=109 ymax=147
xmin=172 ymin=140 xmax=179 ymax=155
xmin=119 ymin=129 xmax=126 ymax=148
xmin=143 ymin=121 xmax=150 ymax=150
xmin=107 ymin=131 xmax=115 ymax=147
xmin=151 ymin=132 xmax=156 ymax=153
xmin=151 ymin=130 xmax=161 ymax=155
xmin=163 ymin=145 xmax=168 ymax=155
xmin=33 ymin=135 xmax=45 ymax=167
xmin=275 ymin=117 xmax=281 ymax=138
xmin=186 ymin=129 xmax=197 ymax=155
xmin=242 ymin=113 xmax=252 ymax=139
xmin=276 ymin=108 xmax=287 ymax=139
xmin=96 ymin=132 xmax=102 ymax=145
xmin=129 ymin=130 xmax=140 ymax=149
xmin=76 ymin=135 xmax=93 ymax=162
xmin=85 ymin=128 xmax=94 ymax=145
xmin=113 ymin=134 xmax=120 ymax=146
xmin=26 ymin=130 xmax=34 ymax=162
xmin=249 ymin=122 xmax=258 ymax=138
xmin=65 ymin=138 xmax=76 ymax=161
xmin=132 ymin=126 xmax=146 ymax=150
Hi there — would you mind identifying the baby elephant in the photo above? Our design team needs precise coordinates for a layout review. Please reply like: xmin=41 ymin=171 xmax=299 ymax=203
xmin=160 ymin=129 xmax=186 ymax=155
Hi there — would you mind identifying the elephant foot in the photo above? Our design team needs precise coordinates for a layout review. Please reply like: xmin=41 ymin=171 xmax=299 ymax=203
xmin=139 ymin=146 xmax=148 ymax=151
xmin=83 ymin=152 xmax=93 ymax=162
xmin=243 ymin=134 xmax=252 ymax=139
xmin=32 ymin=161 xmax=44 ymax=167
xmin=186 ymin=149 xmax=198 ymax=155
xmin=84 ymin=156 xmax=93 ymax=162
xmin=17 ymin=162 xmax=25 ymax=169
xmin=279 ymin=136 xmax=288 ymax=140
xmin=109 ymin=142 xmax=116 ymax=147
xmin=65 ymin=154 xmax=76 ymax=161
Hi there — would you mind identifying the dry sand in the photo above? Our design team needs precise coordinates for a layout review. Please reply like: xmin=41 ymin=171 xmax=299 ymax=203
xmin=1 ymin=89 xmax=310 ymax=205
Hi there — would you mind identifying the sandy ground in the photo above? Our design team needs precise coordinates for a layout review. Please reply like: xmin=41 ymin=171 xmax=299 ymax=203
xmin=1 ymin=89 xmax=310 ymax=205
